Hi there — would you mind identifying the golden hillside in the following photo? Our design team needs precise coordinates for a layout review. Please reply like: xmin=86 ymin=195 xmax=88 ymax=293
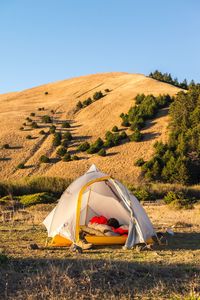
xmin=0 ymin=72 xmax=181 ymax=183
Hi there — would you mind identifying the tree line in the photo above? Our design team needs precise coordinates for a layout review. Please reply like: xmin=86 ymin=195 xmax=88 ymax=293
xmin=149 ymin=70 xmax=196 ymax=90
xmin=140 ymin=83 xmax=200 ymax=184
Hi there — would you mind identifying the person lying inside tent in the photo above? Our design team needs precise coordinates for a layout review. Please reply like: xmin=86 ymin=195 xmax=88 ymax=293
xmin=80 ymin=215 xmax=129 ymax=242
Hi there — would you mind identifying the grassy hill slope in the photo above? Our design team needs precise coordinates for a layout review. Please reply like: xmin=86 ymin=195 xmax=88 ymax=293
xmin=0 ymin=72 xmax=181 ymax=183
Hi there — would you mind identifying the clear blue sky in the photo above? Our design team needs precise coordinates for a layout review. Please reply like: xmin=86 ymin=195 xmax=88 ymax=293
xmin=0 ymin=0 xmax=200 ymax=94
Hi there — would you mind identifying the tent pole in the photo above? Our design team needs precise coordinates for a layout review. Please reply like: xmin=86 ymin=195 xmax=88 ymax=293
xmin=85 ymin=187 xmax=92 ymax=225
xmin=75 ymin=176 xmax=110 ymax=241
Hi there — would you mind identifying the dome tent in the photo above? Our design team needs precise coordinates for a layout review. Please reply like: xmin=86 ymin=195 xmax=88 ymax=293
xmin=43 ymin=164 xmax=155 ymax=249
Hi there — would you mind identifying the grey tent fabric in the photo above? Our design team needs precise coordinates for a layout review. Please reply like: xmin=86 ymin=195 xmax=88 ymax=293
xmin=124 ymin=221 xmax=136 ymax=249
xmin=111 ymin=179 xmax=141 ymax=248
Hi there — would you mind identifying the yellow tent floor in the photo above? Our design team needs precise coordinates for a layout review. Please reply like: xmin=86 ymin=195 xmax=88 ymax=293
xmin=50 ymin=234 xmax=127 ymax=247
xmin=49 ymin=234 xmax=154 ymax=247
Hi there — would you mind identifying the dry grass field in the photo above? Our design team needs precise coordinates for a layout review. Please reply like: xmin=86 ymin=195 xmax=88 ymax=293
xmin=0 ymin=203 xmax=200 ymax=299
xmin=0 ymin=72 xmax=181 ymax=183
xmin=1 ymin=73 xmax=199 ymax=300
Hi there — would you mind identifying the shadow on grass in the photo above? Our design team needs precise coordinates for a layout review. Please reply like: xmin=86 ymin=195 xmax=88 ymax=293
xmin=0 ymin=257 xmax=199 ymax=299
xmin=27 ymin=137 xmax=38 ymax=140
xmin=143 ymin=120 xmax=156 ymax=130
xmin=106 ymin=152 xmax=118 ymax=157
xmin=21 ymin=128 xmax=33 ymax=131
xmin=142 ymin=107 xmax=170 ymax=131
xmin=9 ymin=146 xmax=23 ymax=150
xmin=49 ymin=158 xmax=61 ymax=164
xmin=0 ymin=158 xmax=11 ymax=161
xmin=70 ymin=124 xmax=82 ymax=129
xmin=23 ymin=164 xmax=35 ymax=169
xmin=142 ymin=132 xmax=161 ymax=141
xmin=72 ymin=135 xmax=92 ymax=141
xmin=165 ymin=232 xmax=200 ymax=251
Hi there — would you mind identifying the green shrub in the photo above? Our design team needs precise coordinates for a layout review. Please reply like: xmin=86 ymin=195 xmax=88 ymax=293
xmin=76 ymin=101 xmax=83 ymax=109
xmin=121 ymin=119 xmax=130 ymax=127
xmin=62 ymin=121 xmax=71 ymax=128
xmin=119 ymin=94 xmax=173 ymax=145
xmin=39 ymin=155 xmax=50 ymax=163
xmin=130 ymin=130 xmax=143 ymax=142
xmin=105 ymin=131 xmax=113 ymax=140
xmin=141 ymin=158 xmax=162 ymax=181
xmin=104 ymin=132 xmax=122 ymax=148
xmin=0 ymin=195 xmax=17 ymax=203
xmin=30 ymin=112 xmax=35 ymax=117
xmin=98 ymin=149 xmax=106 ymax=156
xmin=164 ymin=191 xmax=194 ymax=209
xmin=26 ymin=117 xmax=32 ymax=122
xmin=169 ymin=199 xmax=194 ymax=210
xmin=53 ymin=132 xmax=62 ymax=146
xmin=0 ymin=176 xmax=72 ymax=198
xmin=31 ymin=122 xmax=39 ymax=129
xmin=3 ymin=177 xmax=70 ymax=196
xmin=153 ymin=141 xmax=167 ymax=156
xmin=130 ymin=118 xmax=144 ymax=130
xmin=49 ymin=125 xmax=56 ymax=134
xmin=112 ymin=133 xmax=121 ymax=146
xmin=77 ymin=142 xmax=90 ymax=152
xmin=93 ymin=91 xmax=103 ymax=101
xmin=39 ymin=130 xmax=46 ymax=135
xmin=71 ymin=155 xmax=79 ymax=161
xmin=56 ymin=146 xmax=67 ymax=157
xmin=170 ymin=194 xmax=194 ymax=209
xmin=87 ymin=144 xmax=99 ymax=154
xmin=19 ymin=192 xmax=56 ymax=207
xmin=62 ymin=153 xmax=71 ymax=162
xmin=26 ymin=177 xmax=71 ymax=195
xmin=61 ymin=139 xmax=69 ymax=147
xmin=42 ymin=115 xmax=52 ymax=123
xmin=103 ymin=139 xmax=114 ymax=148
xmin=0 ymin=196 xmax=9 ymax=205
xmin=17 ymin=163 xmax=25 ymax=169
xmin=2 ymin=144 xmax=10 ymax=149
xmin=87 ymin=138 xmax=104 ymax=154
xmin=112 ymin=126 xmax=118 ymax=132
xmin=133 ymin=188 xmax=151 ymax=201
xmin=134 ymin=158 xmax=145 ymax=167
xmin=55 ymin=132 xmax=62 ymax=139
xmin=164 ymin=191 xmax=179 ymax=204
xmin=120 ymin=131 xmax=128 ymax=140
xmin=63 ymin=132 xmax=72 ymax=141
xmin=83 ymin=97 xmax=92 ymax=107
xmin=94 ymin=138 xmax=104 ymax=148
xmin=135 ymin=94 xmax=145 ymax=104
xmin=26 ymin=135 xmax=32 ymax=140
